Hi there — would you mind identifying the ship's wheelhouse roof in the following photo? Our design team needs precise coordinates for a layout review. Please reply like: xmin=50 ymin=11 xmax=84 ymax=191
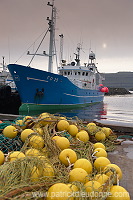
xmin=59 ymin=65 xmax=94 ymax=72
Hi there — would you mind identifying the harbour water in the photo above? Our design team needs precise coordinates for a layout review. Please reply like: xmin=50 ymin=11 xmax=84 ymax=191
xmin=102 ymin=93 xmax=133 ymax=122
xmin=57 ymin=93 xmax=133 ymax=123
xmin=21 ymin=93 xmax=133 ymax=125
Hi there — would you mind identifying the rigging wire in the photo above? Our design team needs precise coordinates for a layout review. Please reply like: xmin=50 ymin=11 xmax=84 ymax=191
xmin=8 ymin=37 xmax=11 ymax=64
xmin=14 ymin=28 xmax=49 ymax=64
xmin=27 ymin=28 xmax=49 ymax=67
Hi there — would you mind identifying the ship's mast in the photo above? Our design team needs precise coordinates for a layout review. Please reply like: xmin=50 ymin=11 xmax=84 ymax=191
xmin=74 ymin=43 xmax=81 ymax=66
xmin=47 ymin=0 xmax=56 ymax=72
xmin=2 ymin=56 xmax=5 ymax=71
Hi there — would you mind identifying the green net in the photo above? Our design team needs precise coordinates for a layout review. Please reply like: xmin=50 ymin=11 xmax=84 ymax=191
xmin=0 ymin=121 xmax=13 ymax=132
xmin=0 ymin=134 xmax=23 ymax=154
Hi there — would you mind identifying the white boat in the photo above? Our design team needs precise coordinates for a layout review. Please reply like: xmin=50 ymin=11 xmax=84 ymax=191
xmin=0 ymin=57 xmax=16 ymax=91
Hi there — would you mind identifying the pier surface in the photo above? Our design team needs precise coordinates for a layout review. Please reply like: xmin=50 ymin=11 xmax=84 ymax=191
xmin=96 ymin=119 xmax=133 ymax=133
xmin=0 ymin=113 xmax=22 ymax=121
xmin=108 ymin=141 xmax=133 ymax=199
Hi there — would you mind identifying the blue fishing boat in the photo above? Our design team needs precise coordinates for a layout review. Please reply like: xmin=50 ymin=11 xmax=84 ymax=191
xmin=8 ymin=0 xmax=107 ymax=114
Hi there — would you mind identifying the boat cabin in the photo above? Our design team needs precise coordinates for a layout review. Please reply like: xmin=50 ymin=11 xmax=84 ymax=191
xmin=58 ymin=52 xmax=97 ymax=90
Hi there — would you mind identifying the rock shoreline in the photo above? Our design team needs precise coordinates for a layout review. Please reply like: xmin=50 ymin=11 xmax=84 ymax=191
xmin=105 ymin=87 xmax=131 ymax=95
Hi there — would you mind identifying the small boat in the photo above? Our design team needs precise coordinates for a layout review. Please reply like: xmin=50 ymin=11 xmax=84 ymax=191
xmin=0 ymin=57 xmax=21 ymax=115
xmin=8 ymin=0 xmax=108 ymax=114
xmin=0 ymin=57 xmax=16 ymax=91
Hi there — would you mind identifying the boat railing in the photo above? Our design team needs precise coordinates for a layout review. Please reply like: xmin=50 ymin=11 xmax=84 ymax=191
xmin=70 ymin=79 xmax=95 ymax=89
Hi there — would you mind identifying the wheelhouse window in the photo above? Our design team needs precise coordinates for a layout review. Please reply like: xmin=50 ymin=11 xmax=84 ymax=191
xmin=82 ymin=72 xmax=85 ymax=76
xmin=78 ymin=72 xmax=80 ymax=75
xmin=90 ymin=67 xmax=93 ymax=71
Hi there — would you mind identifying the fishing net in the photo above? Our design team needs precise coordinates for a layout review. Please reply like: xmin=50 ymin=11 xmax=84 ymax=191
xmin=0 ymin=134 xmax=23 ymax=154
xmin=0 ymin=113 xmax=123 ymax=199
xmin=0 ymin=121 xmax=13 ymax=131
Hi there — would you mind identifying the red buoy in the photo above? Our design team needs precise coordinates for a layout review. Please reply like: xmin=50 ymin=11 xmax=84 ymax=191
xmin=100 ymin=87 xmax=109 ymax=93
xmin=104 ymin=87 xmax=109 ymax=93
xmin=99 ymin=84 xmax=103 ymax=87
xmin=100 ymin=87 xmax=106 ymax=92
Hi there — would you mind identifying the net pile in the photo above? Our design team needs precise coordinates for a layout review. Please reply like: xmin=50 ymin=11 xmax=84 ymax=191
xmin=0 ymin=134 xmax=23 ymax=154
xmin=0 ymin=113 xmax=128 ymax=200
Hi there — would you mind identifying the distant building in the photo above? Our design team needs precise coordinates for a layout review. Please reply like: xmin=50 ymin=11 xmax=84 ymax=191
xmin=101 ymin=71 xmax=133 ymax=90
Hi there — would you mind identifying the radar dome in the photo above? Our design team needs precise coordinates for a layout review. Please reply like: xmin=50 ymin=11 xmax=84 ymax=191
xmin=71 ymin=61 xmax=75 ymax=66
xmin=89 ymin=52 xmax=95 ymax=60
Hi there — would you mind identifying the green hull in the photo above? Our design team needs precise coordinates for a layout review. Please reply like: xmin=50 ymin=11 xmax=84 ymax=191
xmin=19 ymin=102 xmax=101 ymax=116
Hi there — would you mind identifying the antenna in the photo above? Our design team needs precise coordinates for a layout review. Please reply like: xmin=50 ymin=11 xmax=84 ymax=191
xmin=88 ymin=40 xmax=92 ymax=63
xmin=2 ymin=56 xmax=5 ymax=71
xmin=47 ymin=1 xmax=54 ymax=7
xmin=59 ymin=34 xmax=64 ymax=65
xmin=74 ymin=43 xmax=81 ymax=66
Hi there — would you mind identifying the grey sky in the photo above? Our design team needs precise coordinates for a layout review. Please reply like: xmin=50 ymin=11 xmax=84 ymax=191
xmin=0 ymin=0 xmax=133 ymax=73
